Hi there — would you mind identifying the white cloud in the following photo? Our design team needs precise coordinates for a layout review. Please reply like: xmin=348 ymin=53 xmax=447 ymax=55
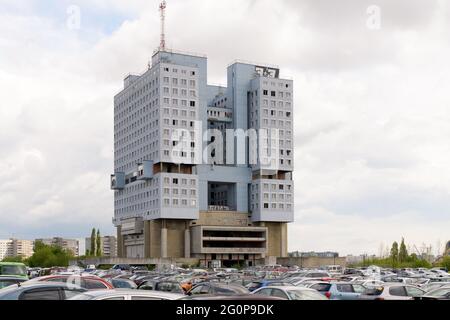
xmin=0 ymin=0 xmax=449 ymax=255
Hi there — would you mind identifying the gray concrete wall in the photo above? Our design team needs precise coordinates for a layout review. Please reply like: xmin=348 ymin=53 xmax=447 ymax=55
xmin=71 ymin=257 xmax=200 ymax=267
xmin=277 ymin=257 xmax=347 ymax=268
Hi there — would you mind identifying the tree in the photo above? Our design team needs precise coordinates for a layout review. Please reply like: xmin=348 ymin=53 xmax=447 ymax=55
xmin=96 ymin=229 xmax=102 ymax=257
xmin=399 ymin=238 xmax=408 ymax=263
xmin=390 ymin=242 xmax=399 ymax=266
xmin=90 ymin=228 xmax=96 ymax=256
xmin=27 ymin=241 xmax=74 ymax=268
xmin=440 ymin=256 xmax=450 ymax=271
xmin=1 ymin=256 xmax=24 ymax=263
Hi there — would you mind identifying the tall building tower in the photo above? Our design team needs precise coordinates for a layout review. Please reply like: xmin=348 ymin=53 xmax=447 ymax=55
xmin=111 ymin=6 xmax=294 ymax=267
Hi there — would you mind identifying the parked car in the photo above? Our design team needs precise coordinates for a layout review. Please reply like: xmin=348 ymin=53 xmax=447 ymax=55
xmin=291 ymin=277 xmax=336 ymax=286
xmin=138 ymin=280 xmax=184 ymax=294
xmin=359 ymin=284 xmax=425 ymax=300
xmin=133 ymin=274 xmax=159 ymax=286
xmin=0 ymin=262 xmax=28 ymax=280
xmin=110 ymin=278 xmax=137 ymax=289
xmin=380 ymin=276 xmax=415 ymax=284
xmin=429 ymin=269 xmax=449 ymax=278
xmin=0 ymin=276 xmax=27 ymax=289
xmin=421 ymin=282 xmax=450 ymax=293
xmin=187 ymin=282 xmax=249 ymax=296
xmin=354 ymin=279 xmax=384 ymax=288
xmin=307 ymin=282 xmax=366 ymax=300
xmin=69 ymin=289 xmax=184 ymax=300
xmin=0 ymin=282 xmax=86 ymax=300
xmin=111 ymin=264 xmax=131 ymax=271
xmin=418 ymin=286 xmax=450 ymax=300
xmin=252 ymin=286 xmax=327 ymax=300
xmin=246 ymin=279 xmax=292 ymax=292
xmin=344 ymin=268 xmax=364 ymax=276
xmin=181 ymin=294 xmax=285 ymax=300
xmin=26 ymin=274 xmax=114 ymax=290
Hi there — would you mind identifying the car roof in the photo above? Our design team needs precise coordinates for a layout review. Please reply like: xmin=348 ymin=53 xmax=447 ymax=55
xmin=0 ymin=262 xmax=26 ymax=266
xmin=74 ymin=289 xmax=184 ymax=299
xmin=36 ymin=274 xmax=102 ymax=279
xmin=182 ymin=294 xmax=285 ymax=300
xmin=196 ymin=282 xmax=243 ymax=287
xmin=259 ymin=286 xmax=316 ymax=291
xmin=0 ymin=276 xmax=27 ymax=281
xmin=0 ymin=281 xmax=85 ymax=295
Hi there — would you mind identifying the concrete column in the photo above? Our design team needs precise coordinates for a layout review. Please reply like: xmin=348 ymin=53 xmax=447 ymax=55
xmin=184 ymin=227 xmax=191 ymax=258
xmin=281 ymin=223 xmax=287 ymax=257
xmin=161 ymin=220 xmax=168 ymax=258
xmin=236 ymin=182 xmax=248 ymax=212
xmin=116 ymin=226 xmax=124 ymax=258
xmin=198 ymin=178 xmax=209 ymax=211
xmin=144 ymin=221 xmax=151 ymax=258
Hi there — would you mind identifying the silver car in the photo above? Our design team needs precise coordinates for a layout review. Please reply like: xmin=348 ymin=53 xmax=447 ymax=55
xmin=359 ymin=284 xmax=425 ymax=300
xmin=252 ymin=286 xmax=328 ymax=300
xmin=69 ymin=289 xmax=184 ymax=300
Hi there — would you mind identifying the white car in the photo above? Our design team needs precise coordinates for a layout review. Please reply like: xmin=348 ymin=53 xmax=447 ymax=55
xmin=69 ymin=289 xmax=184 ymax=300
xmin=422 ymin=282 xmax=450 ymax=293
xmin=354 ymin=279 xmax=384 ymax=288
xmin=252 ymin=286 xmax=328 ymax=300
xmin=429 ymin=268 xmax=449 ymax=277
xmin=359 ymin=284 xmax=425 ymax=300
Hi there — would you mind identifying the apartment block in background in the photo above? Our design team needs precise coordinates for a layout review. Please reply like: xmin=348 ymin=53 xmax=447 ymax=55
xmin=85 ymin=236 xmax=117 ymax=257
xmin=36 ymin=237 xmax=79 ymax=257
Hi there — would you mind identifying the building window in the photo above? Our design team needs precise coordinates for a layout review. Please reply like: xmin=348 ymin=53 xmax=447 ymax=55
xmin=263 ymin=90 xmax=268 ymax=96
xmin=264 ymin=203 xmax=269 ymax=209
xmin=190 ymin=101 xmax=196 ymax=107
xmin=173 ymin=178 xmax=178 ymax=185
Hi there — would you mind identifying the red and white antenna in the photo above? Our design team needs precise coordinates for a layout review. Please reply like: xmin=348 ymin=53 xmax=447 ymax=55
xmin=159 ymin=0 xmax=167 ymax=51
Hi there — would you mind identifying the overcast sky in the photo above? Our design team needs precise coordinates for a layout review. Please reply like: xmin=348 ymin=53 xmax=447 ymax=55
xmin=0 ymin=0 xmax=449 ymax=256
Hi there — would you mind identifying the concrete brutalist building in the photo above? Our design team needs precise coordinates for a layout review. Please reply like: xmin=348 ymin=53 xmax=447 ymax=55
xmin=111 ymin=47 xmax=294 ymax=267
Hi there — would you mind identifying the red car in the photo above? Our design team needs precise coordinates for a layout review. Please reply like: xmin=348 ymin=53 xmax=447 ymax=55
xmin=28 ymin=275 xmax=113 ymax=290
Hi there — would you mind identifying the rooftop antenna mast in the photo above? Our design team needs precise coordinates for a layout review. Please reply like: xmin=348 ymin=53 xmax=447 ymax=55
xmin=159 ymin=0 xmax=167 ymax=51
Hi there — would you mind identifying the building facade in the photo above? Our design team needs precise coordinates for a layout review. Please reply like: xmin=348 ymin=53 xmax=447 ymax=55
xmin=0 ymin=240 xmax=13 ymax=260
xmin=0 ymin=239 xmax=34 ymax=259
xmin=112 ymin=48 xmax=294 ymax=267
xmin=85 ymin=236 xmax=118 ymax=257
xmin=11 ymin=239 xmax=34 ymax=259
xmin=36 ymin=238 xmax=79 ymax=257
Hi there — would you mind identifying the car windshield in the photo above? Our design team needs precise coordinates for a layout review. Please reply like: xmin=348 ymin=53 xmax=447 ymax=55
xmin=0 ymin=265 xmax=27 ymax=276
xmin=287 ymin=289 xmax=326 ymax=300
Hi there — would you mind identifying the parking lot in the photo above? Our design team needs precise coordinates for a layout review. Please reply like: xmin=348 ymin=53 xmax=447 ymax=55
xmin=0 ymin=262 xmax=449 ymax=300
